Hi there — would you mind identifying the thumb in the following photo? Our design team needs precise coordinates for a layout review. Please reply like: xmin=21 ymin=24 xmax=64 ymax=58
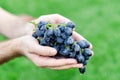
xmin=31 ymin=44 xmax=57 ymax=56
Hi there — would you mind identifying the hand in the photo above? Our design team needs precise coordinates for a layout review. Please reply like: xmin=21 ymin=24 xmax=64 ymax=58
xmin=14 ymin=36 xmax=83 ymax=70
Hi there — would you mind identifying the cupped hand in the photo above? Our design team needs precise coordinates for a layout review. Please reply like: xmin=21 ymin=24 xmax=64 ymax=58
xmin=14 ymin=36 xmax=83 ymax=70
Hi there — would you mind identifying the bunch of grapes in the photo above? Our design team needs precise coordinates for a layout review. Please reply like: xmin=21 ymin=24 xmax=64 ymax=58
xmin=32 ymin=21 xmax=93 ymax=74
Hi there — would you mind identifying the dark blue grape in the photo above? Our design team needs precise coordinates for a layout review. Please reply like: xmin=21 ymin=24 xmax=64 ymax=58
xmin=66 ymin=22 xmax=75 ymax=29
xmin=61 ymin=33 xmax=68 ymax=39
xmin=40 ymin=25 xmax=47 ymax=31
xmin=84 ymin=40 xmax=90 ymax=48
xmin=58 ymin=25 xmax=65 ymax=32
xmin=77 ymin=40 xmax=90 ymax=49
xmin=36 ymin=29 xmax=44 ymax=37
xmin=32 ymin=33 xmax=38 ymax=38
xmin=59 ymin=48 xmax=69 ymax=57
xmin=64 ymin=27 xmax=72 ymax=36
xmin=44 ymin=37 xmax=51 ymax=43
xmin=72 ymin=43 xmax=80 ymax=52
xmin=83 ymin=60 xmax=88 ymax=66
xmin=53 ymin=28 xmax=61 ymax=37
xmin=45 ymin=29 xmax=53 ymax=37
xmin=69 ymin=52 xmax=76 ymax=58
xmin=56 ymin=37 xmax=64 ymax=44
xmin=40 ymin=38 xmax=48 ymax=46
xmin=77 ymin=40 xmax=86 ymax=49
xmin=79 ymin=67 xmax=86 ymax=74
xmin=76 ymin=54 xmax=85 ymax=63
xmin=64 ymin=37 xmax=74 ymax=45
xmin=82 ymin=48 xmax=92 ymax=57
xmin=38 ymin=21 xmax=47 ymax=29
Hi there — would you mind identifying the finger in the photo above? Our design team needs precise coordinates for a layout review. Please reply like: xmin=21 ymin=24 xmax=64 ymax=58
xmin=51 ymin=14 xmax=70 ymax=24
xmin=43 ymin=58 xmax=77 ymax=67
xmin=30 ymin=44 xmax=57 ymax=56
xmin=34 ymin=14 xmax=70 ymax=24
xmin=25 ymin=53 xmax=77 ymax=68
xmin=72 ymin=31 xmax=85 ymax=41
xmin=72 ymin=31 xmax=92 ymax=49
xmin=24 ymin=53 xmax=47 ymax=67
xmin=49 ymin=64 xmax=83 ymax=70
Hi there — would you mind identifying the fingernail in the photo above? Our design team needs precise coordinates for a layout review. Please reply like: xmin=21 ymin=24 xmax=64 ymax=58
xmin=79 ymin=64 xmax=83 ymax=68
xmin=50 ymin=48 xmax=57 ymax=54
xmin=78 ymin=64 xmax=83 ymax=68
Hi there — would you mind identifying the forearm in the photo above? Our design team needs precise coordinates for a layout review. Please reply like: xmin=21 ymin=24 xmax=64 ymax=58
xmin=0 ymin=39 xmax=20 ymax=64
xmin=0 ymin=7 xmax=34 ymax=39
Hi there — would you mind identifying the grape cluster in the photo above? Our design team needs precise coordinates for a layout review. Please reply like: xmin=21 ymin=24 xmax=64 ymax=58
xmin=32 ymin=21 xmax=93 ymax=74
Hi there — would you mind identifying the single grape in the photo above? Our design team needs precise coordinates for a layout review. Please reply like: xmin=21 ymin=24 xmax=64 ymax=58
xmin=53 ymin=28 xmax=61 ymax=37
xmin=76 ymin=54 xmax=85 ymax=63
xmin=77 ymin=40 xmax=90 ymax=49
xmin=56 ymin=37 xmax=64 ymax=44
xmin=32 ymin=33 xmax=38 ymax=38
xmin=40 ymin=25 xmax=47 ymax=31
xmin=59 ymin=48 xmax=70 ymax=57
xmin=64 ymin=27 xmax=72 ymax=36
xmin=72 ymin=43 xmax=80 ymax=52
xmin=61 ymin=33 xmax=68 ymax=39
xmin=40 ymin=38 xmax=48 ymax=46
xmin=64 ymin=37 xmax=74 ymax=45
xmin=66 ymin=22 xmax=75 ymax=29
xmin=38 ymin=21 xmax=47 ymax=29
xmin=84 ymin=40 xmax=90 ymax=48
xmin=82 ymin=48 xmax=92 ymax=57
xmin=83 ymin=60 xmax=88 ymax=66
xmin=79 ymin=67 xmax=86 ymax=74
xmin=77 ymin=40 xmax=86 ymax=49
xmin=45 ymin=29 xmax=53 ymax=37
xmin=36 ymin=29 xmax=44 ymax=37
xmin=58 ymin=25 xmax=65 ymax=32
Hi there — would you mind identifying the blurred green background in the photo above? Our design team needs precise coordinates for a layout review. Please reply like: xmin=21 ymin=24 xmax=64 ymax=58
xmin=0 ymin=0 xmax=120 ymax=80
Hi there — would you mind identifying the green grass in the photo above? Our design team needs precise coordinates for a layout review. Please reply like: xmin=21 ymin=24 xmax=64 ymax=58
xmin=0 ymin=0 xmax=120 ymax=80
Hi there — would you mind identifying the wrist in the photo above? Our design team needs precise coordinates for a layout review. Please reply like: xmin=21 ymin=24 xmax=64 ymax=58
xmin=0 ymin=39 xmax=22 ymax=64
xmin=10 ymin=38 xmax=23 ymax=57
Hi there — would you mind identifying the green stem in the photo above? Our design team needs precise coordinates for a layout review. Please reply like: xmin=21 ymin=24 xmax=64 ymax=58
xmin=29 ymin=21 xmax=37 ymax=32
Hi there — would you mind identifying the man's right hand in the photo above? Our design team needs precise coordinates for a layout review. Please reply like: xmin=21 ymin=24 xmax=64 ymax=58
xmin=13 ymin=36 xmax=83 ymax=70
